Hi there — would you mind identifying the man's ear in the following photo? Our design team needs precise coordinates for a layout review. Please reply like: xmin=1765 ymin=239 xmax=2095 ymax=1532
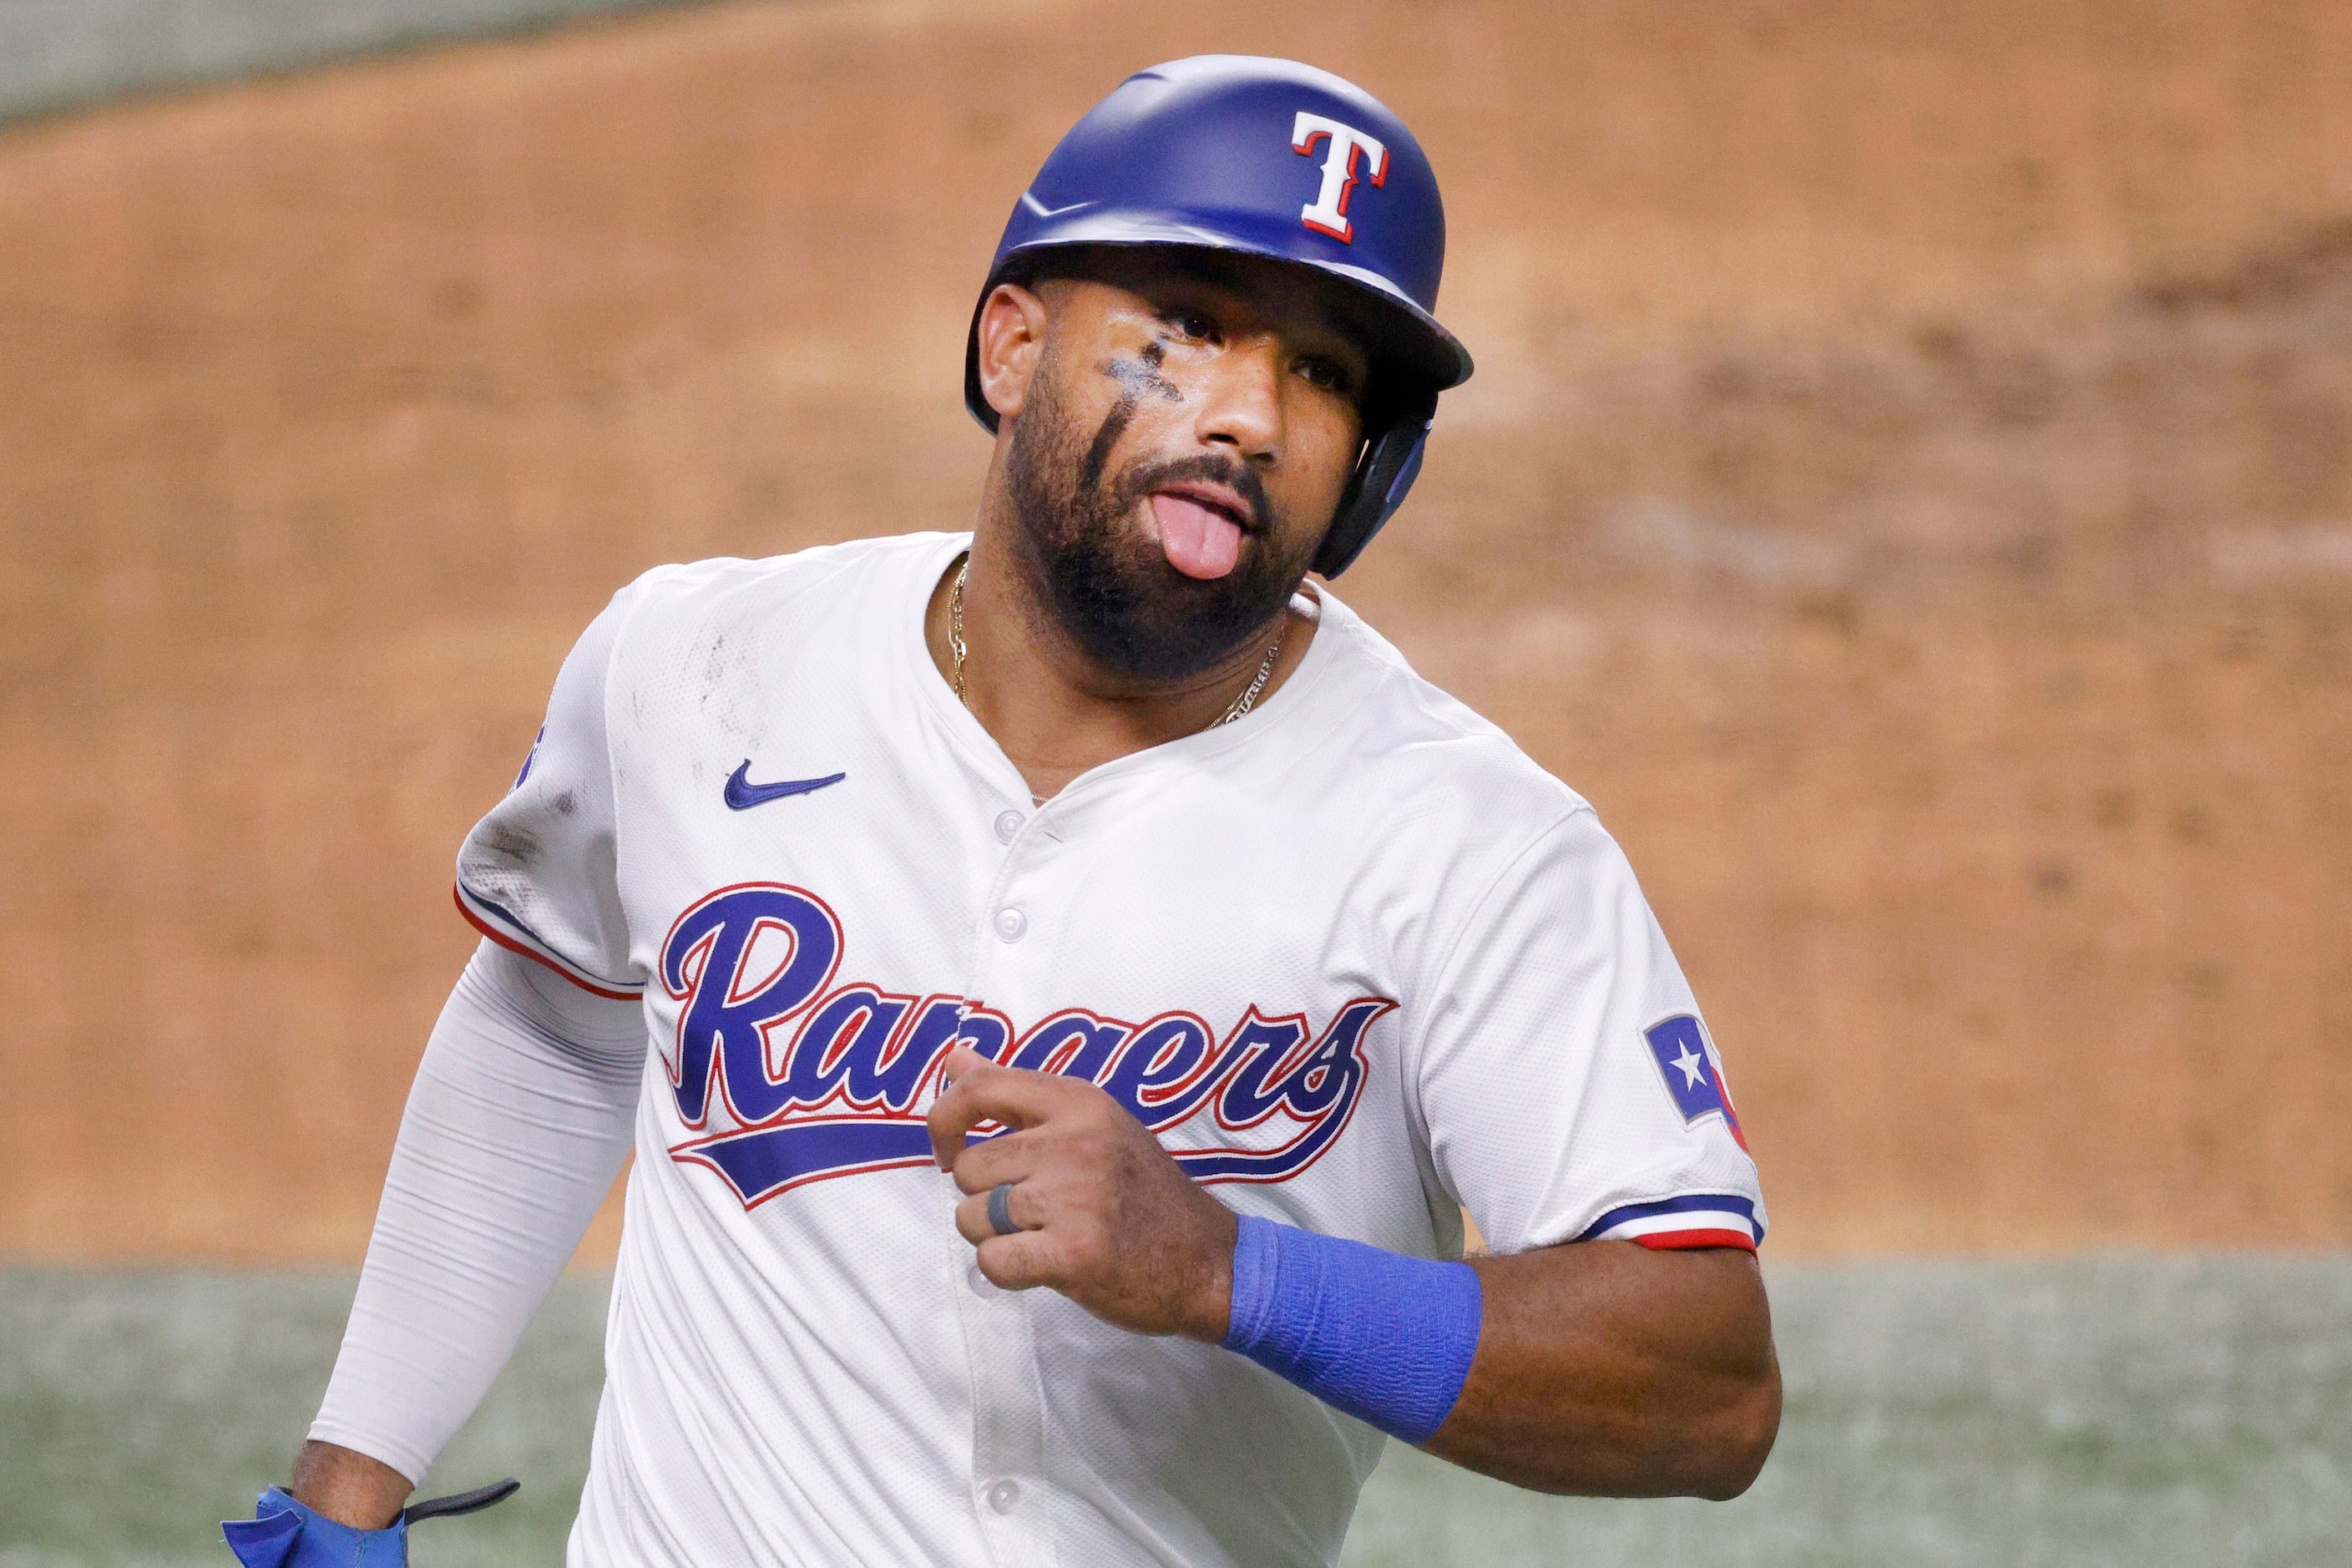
xmin=976 ymin=281 xmax=1051 ymax=422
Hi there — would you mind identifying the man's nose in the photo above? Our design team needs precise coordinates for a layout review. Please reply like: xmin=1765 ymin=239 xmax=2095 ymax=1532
xmin=1189 ymin=338 xmax=1284 ymax=467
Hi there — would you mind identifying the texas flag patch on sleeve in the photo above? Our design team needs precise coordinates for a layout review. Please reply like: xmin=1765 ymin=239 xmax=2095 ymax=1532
xmin=1572 ymin=1014 xmax=1763 ymax=1252
xmin=1641 ymin=1014 xmax=1748 ymax=1151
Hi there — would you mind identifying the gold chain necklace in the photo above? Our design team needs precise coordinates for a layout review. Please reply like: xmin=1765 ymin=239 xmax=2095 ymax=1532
xmin=949 ymin=554 xmax=1282 ymax=731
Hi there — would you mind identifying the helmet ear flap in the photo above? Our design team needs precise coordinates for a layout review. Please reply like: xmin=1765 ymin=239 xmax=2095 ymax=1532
xmin=1313 ymin=390 xmax=1436 ymax=578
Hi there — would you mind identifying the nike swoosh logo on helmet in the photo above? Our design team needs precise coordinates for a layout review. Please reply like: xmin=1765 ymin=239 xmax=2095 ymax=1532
xmin=1020 ymin=193 xmax=1094 ymax=220
xmin=725 ymin=761 xmax=847 ymax=811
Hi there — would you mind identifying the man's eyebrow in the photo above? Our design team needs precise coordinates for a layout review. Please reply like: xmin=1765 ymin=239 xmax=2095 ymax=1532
xmin=1136 ymin=260 xmax=1371 ymax=362
xmin=1300 ymin=302 xmax=1375 ymax=367
xmin=1310 ymin=303 xmax=1363 ymax=346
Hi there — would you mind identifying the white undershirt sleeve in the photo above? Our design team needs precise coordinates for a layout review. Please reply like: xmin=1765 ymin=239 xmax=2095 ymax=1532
xmin=307 ymin=939 xmax=645 ymax=1485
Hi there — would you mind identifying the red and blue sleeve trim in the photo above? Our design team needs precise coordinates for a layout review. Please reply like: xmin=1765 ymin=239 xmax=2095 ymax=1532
xmin=1577 ymin=1192 xmax=1762 ymax=1252
xmin=453 ymin=882 xmax=643 ymax=1002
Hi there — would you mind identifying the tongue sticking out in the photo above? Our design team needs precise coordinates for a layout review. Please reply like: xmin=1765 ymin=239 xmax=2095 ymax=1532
xmin=1151 ymin=493 xmax=1244 ymax=580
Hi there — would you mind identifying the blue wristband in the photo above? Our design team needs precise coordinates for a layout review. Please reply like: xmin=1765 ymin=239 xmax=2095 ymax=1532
xmin=220 ymin=1488 xmax=407 ymax=1568
xmin=1219 ymin=1214 xmax=1483 ymax=1444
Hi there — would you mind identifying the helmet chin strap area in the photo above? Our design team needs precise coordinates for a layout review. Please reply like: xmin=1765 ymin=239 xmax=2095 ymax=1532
xmin=1313 ymin=389 xmax=1437 ymax=579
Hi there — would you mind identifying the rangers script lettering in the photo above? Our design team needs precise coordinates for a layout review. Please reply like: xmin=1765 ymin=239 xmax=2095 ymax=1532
xmin=659 ymin=882 xmax=1388 ymax=1207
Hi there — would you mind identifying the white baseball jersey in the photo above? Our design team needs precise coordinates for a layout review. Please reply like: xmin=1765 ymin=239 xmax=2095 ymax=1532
xmin=453 ymin=529 xmax=1763 ymax=1567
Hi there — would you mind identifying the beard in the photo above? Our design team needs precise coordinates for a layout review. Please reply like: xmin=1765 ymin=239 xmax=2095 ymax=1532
xmin=1002 ymin=351 xmax=1319 ymax=684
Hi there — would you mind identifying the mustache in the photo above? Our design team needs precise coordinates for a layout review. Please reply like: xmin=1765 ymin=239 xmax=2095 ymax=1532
xmin=1115 ymin=453 xmax=1273 ymax=536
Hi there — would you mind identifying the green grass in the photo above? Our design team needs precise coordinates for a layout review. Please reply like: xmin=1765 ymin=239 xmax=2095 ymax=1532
xmin=1344 ymin=1256 xmax=2352 ymax=1567
xmin=3 ymin=1256 xmax=2348 ymax=1565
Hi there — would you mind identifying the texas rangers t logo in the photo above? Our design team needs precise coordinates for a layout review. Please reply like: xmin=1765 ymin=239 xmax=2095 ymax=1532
xmin=1291 ymin=111 xmax=1388 ymax=243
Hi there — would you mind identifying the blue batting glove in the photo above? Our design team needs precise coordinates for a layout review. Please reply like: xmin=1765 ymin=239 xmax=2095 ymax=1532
xmin=220 ymin=1488 xmax=406 ymax=1568
xmin=221 ymin=1479 xmax=518 ymax=1567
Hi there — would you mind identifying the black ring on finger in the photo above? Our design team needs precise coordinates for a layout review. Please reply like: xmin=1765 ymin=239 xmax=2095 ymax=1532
xmin=986 ymin=1182 xmax=1019 ymax=1237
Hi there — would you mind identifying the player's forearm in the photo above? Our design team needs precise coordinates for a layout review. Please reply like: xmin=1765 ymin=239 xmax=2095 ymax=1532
xmin=305 ymin=943 xmax=642 ymax=1486
xmin=1423 ymin=1241 xmax=1780 ymax=1499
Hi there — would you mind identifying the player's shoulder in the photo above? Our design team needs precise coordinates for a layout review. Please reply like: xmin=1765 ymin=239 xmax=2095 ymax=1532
xmin=608 ymin=531 xmax=955 ymax=625
xmin=578 ymin=532 xmax=959 ymax=676
xmin=1310 ymin=589 xmax=1595 ymax=833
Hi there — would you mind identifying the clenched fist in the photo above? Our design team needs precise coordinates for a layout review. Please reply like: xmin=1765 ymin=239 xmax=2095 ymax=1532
xmin=927 ymin=1044 xmax=1238 ymax=1340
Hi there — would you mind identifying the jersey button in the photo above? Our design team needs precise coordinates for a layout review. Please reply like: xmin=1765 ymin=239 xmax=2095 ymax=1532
xmin=993 ymin=907 xmax=1027 ymax=942
xmin=985 ymin=1479 xmax=1021 ymax=1515
xmin=993 ymin=809 xmax=1024 ymax=844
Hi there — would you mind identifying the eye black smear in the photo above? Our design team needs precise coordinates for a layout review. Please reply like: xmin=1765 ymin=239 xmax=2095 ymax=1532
xmin=1081 ymin=339 xmax=1184 ymax=492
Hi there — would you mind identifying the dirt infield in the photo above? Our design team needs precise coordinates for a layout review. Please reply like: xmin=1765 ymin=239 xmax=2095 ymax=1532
xmin=1 ymin=0 xmax=2346 ymax=1261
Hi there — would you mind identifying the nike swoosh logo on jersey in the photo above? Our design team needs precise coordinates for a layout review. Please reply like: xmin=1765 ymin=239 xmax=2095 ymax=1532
xmin=725 ymin=761 xmax=847 ymax=810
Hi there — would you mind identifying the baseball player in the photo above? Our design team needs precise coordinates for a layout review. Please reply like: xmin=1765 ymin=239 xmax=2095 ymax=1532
xmin=225 ymin=54 xmax=1777 ymax=1568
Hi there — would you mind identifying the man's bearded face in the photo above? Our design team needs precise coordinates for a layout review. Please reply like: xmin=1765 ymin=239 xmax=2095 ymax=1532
xmin=1002 ymin=336 xmax=1331 ymax=685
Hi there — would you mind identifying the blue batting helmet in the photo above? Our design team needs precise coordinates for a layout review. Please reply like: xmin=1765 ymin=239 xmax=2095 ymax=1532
xmin=963 ymin=54 xmax=1472 ymax=577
